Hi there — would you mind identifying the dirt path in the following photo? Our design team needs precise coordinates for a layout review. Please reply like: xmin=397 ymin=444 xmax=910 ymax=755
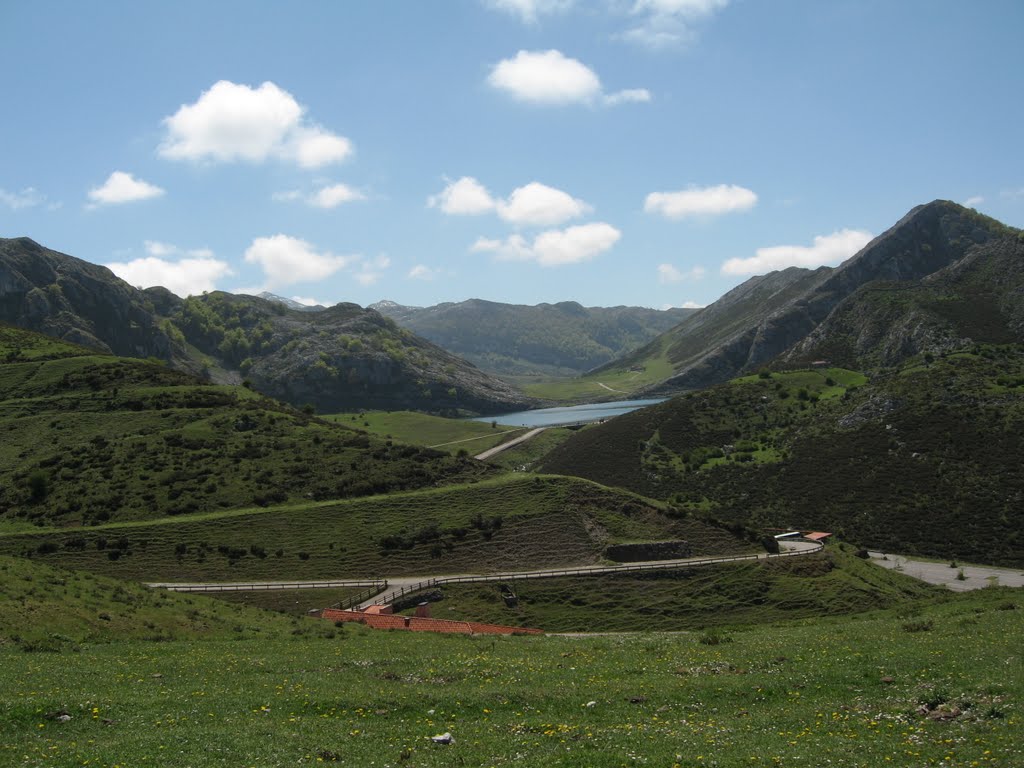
xmin=428 ymin=428 xmax=525 ymax=449
xmin=474 ymin=427 xmax=547 ymax=460
xmin=597 ymin=382 xmax=629 ymax=394
xmin=868 ymin=552 xmax=1024 ymax=591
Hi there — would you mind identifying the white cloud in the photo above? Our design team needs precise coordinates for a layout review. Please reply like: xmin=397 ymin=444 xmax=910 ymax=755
xmin=603 ymin=88 xmax=652 ymax=106
xmin=430 ymin=178 xmax=589 ymax=227
xmin=488 ymin=50 xmax=648 ymax=107
xmin=87 ymin=171 xmax=165 ymax=206
xmin=0 ymin=187 xmax=46 ymax=210
xmin=309 ymin=183 xmax=365 ymax=209
xmin=159 ymin=80 xmax=352 ymax=168
xmin=645 ymin=184 xmax=757 ymax=219
xmin=497 ymin=182 xmax=590 ymax=227
xmin=105 ymin=242 xmax=232 ymax=297
xmin=354 ymin=254 xmax=391 ymax=286
xmin=407 ymin=264 xmax=439 ymax=281
xmin=657 ymin=263 xmax=706 ymax=283
xmin=290 ymin=295 xmax=322 ymax=306
xmin=428 ymin=176 xmax=496 ymax=215
xmin=484 ymin=0 xmax=573 ymax=23
xmin=244 ymin=235 xmax=351 ymax=288
xmin=662 ymin=301 xmax=705 ymax=310
xmin=625 ymin=0 xmax=729 ymax=49
xmin=273 ymin=183 xmax=365 ymax=208
xmin=962 ymin=195 xmax=985 ymax=208
xmin=473 ymin=222 xmax=621 ymax=266
xmin=721 ymin=229 xmax=874 ymax=276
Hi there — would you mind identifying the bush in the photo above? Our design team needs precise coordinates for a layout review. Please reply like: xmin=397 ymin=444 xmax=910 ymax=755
xmin=27 ymin=470 xmax=50 ymax=502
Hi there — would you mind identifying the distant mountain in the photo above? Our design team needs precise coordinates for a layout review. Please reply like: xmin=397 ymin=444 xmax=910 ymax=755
xmin=599 ymin=201 xmax=1017 ymax=394
xmin=257 ymin=292 xmax=328 ymax=312
xmin=370 ymin=298 xmax=695 ymax=376
xmin=0 ymin=238 xmax=532 ymax=415
xmin=168 ymin=291 xmax=533 ymax=414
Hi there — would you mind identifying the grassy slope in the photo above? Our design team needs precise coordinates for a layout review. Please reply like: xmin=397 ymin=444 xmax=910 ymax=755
xmin=1 ymin=587 xmax=1020 ymax=767
xmin=0 ymin=555 xmax=316 ymax=650
xmin=411 ymin=547 xmax=940 ymax=632
xmin=0 ymin=324 xmax=492 ymax=527
xmin=324 ymin=409 xmax=522 ymax=454
xmin=542 ymin=353 xmax=1024 ymax=566
xmin=520 ymin=342 xmax=674 ymax=402
xmin=484 ymin=426 xmax=577 ymax=471
xmin=0 ymin=475 xmax=755 ymax=582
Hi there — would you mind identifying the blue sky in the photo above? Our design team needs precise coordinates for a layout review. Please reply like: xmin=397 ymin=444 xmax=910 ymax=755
xmin=2 ymin=0 xmax=1022 ymax=310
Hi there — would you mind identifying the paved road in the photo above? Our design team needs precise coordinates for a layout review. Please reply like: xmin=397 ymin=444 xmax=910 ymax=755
xmin=356 ymin=539 xmax=822 ymax=609
xmin=868 ymin=552 xmax=1024 ymax=592
xmin=474 ymin=427 xmax=547 ymax=460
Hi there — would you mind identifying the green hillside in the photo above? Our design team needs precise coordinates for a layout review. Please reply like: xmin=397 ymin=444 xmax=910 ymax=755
xmin=415 ymin=546 xmax=939 ymax=632
xmin=0 ymin=475 xmax=755 ymax=582
xmin=541 ymin=352 xmax=1024 ymax=566
xmin=0 ymin=555 xmax=307 ymax=650
xmin=0 ymin=324 xmax=491 ymax=528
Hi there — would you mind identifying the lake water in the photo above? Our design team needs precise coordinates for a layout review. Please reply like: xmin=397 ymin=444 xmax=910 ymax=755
xmin=475 ymin=398 xmax=666 ymax=428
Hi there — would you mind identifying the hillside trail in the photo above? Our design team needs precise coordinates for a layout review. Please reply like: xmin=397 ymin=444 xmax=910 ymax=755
xmin=473 ymin=427 xmax=546 ymax=460
xmin=597 ymin=382 xmax=629 ymax=394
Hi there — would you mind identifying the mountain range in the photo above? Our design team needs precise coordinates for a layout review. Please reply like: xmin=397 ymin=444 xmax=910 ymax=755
xmin=593 ymin=200 xmax=1020 ymax=395
xmin=371 ymin=298 xmax=694 ymax=377
xmin=0 ymin=239 xmax=531 ymax=415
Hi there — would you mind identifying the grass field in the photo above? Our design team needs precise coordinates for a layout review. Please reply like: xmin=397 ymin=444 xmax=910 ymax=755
xmin=324 ymin=410 xmax=523 ymax=454
xmin=2 ymin=586 xmax=1020 ymax=767
xmin=519 ymin=355 xmax=674 ymax=402
xmin=484 ymin=426 xmax=576 ymax=470
xmin=0 ymin=475 xmax=753 ymax=583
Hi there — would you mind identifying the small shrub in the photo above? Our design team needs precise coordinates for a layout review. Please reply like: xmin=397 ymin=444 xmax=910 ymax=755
xmin=698 ymin=631 xmax=732 ymax=646
xmin=902 ymin=619 xmax=934 ymax=633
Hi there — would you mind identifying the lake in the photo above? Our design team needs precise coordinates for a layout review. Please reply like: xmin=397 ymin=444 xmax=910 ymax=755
xmin=475 ymin=398 xmax=666 ymax=428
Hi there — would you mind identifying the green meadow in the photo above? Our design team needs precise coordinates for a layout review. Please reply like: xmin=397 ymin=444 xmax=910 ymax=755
xmin=2 ymin=586 xmax=1020 ymax=767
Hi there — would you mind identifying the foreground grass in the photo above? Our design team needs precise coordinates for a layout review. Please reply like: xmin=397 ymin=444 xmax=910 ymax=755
xmin=1 ymin=588 xmax=1020 ymax=767
xmin=324 ymin=410 xmax=522 ymax=454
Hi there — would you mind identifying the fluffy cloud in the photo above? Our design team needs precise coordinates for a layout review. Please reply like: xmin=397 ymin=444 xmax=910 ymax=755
xmin=657 ymin=263 xmax=706 ymax=283
xmin=625 ymin=0 xmax=729 ymax=49
xmin=88 ymin=171 xmax=165 ymax=206
xmin=721 ymin=229 xmax=874 ymax=276
xmin=497 ymin=182 xmax=590 ymax=226
xmin=0 ymin=187 xmax=45 ymax=210
xmin=244 ymin=235 xmax=351 ymax=288
xmin=428 ymin=176 xmax=496 ymax=215
xmin=308 ymin=183 xmax=365 ymax=209
xmin=160 ymin=80 xmax=352 ymax=168
xmin=662 ymin=301 xmax=705 ymax=309
xmin=488 ymin=50 xmax=649 ymax=107
xmin=430 ymin=177 xmax=589 ymax=227
xmin=105 ymin=241 xmax=232 ymax=297
xmin=472 ymin=222 xmax=621 ymax=266
xmin=354 ymin=255 xmax=391 ymax=286
xmin=484 ymin=0 xmax=573 ymax=22
xmin=962 ymin=195 xmax=985 ymax=208
xmin=645 ymin=184 xmax=757 ymax=219
xmin=407 ymin=264 xmax=439 ymax=280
